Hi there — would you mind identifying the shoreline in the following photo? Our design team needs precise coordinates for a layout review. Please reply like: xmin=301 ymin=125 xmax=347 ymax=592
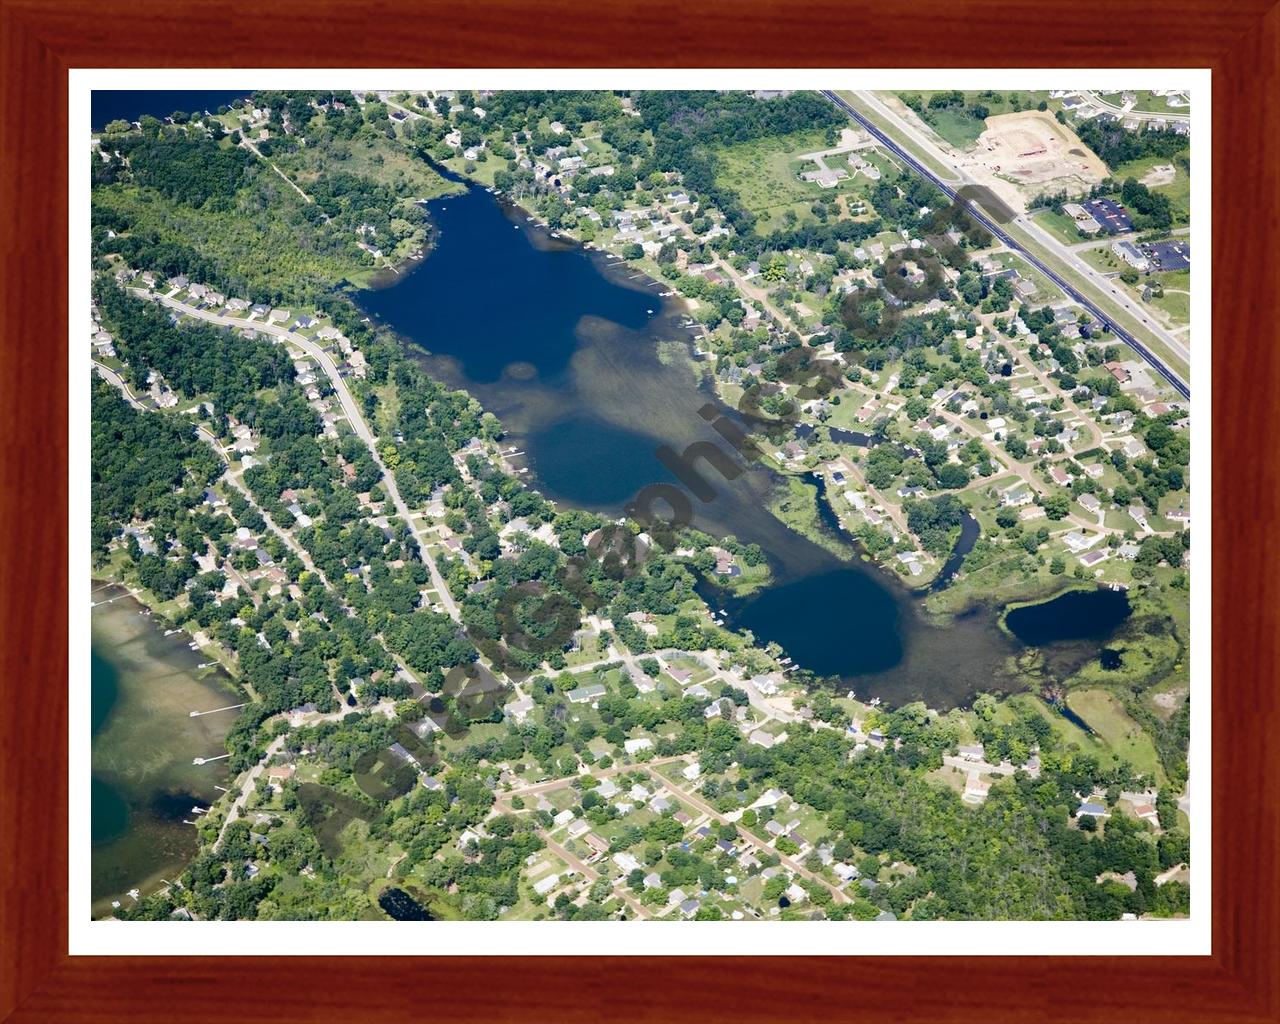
xmin=90 ymin=581 xmax=243 ymax=918
xmin=351 ymin=177 xmax=1107 ymax=711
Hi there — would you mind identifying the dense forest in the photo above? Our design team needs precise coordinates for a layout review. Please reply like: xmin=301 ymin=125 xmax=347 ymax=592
xmin=1073 ymin=118 xmax=1188 ymax=171
xmin=108 ymin=133 xmax=252 ymax=207
xmin=635 ymin=91 xmax=846 ymax=237
xmin=95 ymin=281 xmax=293 ymax=415
xmin=90 ymin=377 xmax=222 ymax=558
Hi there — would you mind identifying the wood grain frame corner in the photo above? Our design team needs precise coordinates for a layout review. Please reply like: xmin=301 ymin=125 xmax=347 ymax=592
xmin=1 ymin=1 xmax=1276 ymax=1019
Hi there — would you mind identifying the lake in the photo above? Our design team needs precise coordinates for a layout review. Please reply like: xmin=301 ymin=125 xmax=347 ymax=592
xmin=92 ymin=90 xmax=252 ymax=131
xmin=357 ymin=182 xmax=1125 ymax=708
xmin=90 ymin=583 xmax=242 ymax=916
xmin=1004 ymin=587 xmax=1132 ymax=647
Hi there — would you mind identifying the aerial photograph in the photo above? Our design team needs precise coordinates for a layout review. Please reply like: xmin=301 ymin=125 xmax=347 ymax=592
xmin=88 ymin=86 xmax=1193 ymax=924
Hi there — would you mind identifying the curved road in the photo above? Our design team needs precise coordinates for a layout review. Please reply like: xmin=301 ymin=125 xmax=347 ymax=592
xmin=132 ymin=289 xmax=460 ymax=621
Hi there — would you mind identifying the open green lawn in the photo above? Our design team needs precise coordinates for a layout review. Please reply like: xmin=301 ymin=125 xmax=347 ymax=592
xmin=715 ymin=129 xmax=879 ymax=234
xmin=899 ymin=91 xmax=1058 ymax=149
xmin=1032 ymin=208 xmax=1100 ymax=247
xmin=1111 ymin=154 xmax=1191 ymax=225
xmin=994 ymin=251 xmax=1065 ymax=303
xmin=1066 ymin=688 xmax=1165 ymax=784
xmin=1115 ymin=267 xmax=1191 ymax=328
xmin=1079 ymin=244 xmax=1124 ymax=275
xmin=1010 ymin=694 xmax=1098 ymax=753
xmin=1145 ymin=268 xmax=1191 ymax=325
xmin=1148 ymin=288 xmax=1190 ymax=326
xmin=1096 ymin=91 xmax=1190 ymax=117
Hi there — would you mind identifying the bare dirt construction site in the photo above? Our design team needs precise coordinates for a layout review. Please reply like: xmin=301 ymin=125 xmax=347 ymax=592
xmin=955 ymin=111 xmax=1110 ymax=213
xmin=1141 ymin=163 xmax=1177 ymax=187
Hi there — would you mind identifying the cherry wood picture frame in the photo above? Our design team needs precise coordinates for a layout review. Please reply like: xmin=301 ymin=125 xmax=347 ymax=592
xmin=2 ymin=1 xmax=1276 ymax=1020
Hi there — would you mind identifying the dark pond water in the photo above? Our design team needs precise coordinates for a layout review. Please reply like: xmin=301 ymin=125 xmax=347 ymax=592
xmin=1004 ymin=588 xmax=1132 ymax=647
xmin=92 ymin=90 xmax=252 ymax=131
xmin=708 ymin=567 xmax=904 ymax=677
xmin=379 ymin=886 xmax=436 ymax=920
xmin=357 ymin=181 xmax=1128 ymax=708
xmin=1057 ymin=701 xmax=1096 ymax=734
xmin=929 ymin=513 xmax=981 ymax=595
xmin=1099 ymin=647 xmax=1125 ymax=670
xmin=794 ymin=422 xmax=879 ymax=448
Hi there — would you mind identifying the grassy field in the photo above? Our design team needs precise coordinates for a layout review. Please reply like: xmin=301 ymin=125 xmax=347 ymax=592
xmin=1031 ymin=208 xmax=1099 ymax=247
xmin=1111 ymin=154 xmax=1191 ymax=225
xmin=1078 ymin=244 xmax=1123 ymax=275
xmin=1147 ymin=268 xmax=1191 ymax=324
xmin=898 ymin=91 xmax=1059 ymax=149
xmin=993 ymin=251 xmax=1066 ymax=303
xmin=995 ymin=692 xmax=1101 ymax=757
xmin=715 ymin=129 xmax=880 ymax=234
xmin=767 ymin=473 xmax=858 ymax=561
xmin=1115 ymin=267 xmax=1192 ymax=328
xmin=1066 ymin=688 xmax=1165 ymax=784
xmin=1096 ymin=91 xmax=1190 ymax=117
xmin=285 ymin=123 xmax=458 ymax=202
xmin=924 ymin=556 xmax=1059 ymax=618
xmin=1150 ymin=289 xmax=1190 ymax=325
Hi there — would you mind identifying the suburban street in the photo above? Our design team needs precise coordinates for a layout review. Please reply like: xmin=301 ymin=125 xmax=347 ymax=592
xmin=133 ymin=289 xmax=461 ymax=621
xmin=91 ymin=359 xmax=143 ymax=407
xmin=645 ymin=766 xmax=851 ymax=906
xmin=1079 ymin=91 xmax=1190 ymax=124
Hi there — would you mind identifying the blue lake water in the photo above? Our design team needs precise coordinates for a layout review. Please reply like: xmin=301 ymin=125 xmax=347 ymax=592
xmin=361 ymin=187 xmax=656 ymax=385
xmin=92 ymin=90 xmax=252 ymax=130
xmin=357 ymin=181 xmax=1128 ymax=707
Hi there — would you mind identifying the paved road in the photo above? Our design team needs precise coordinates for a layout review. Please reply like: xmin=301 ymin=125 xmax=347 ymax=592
xmin=214 ymin=734 xmax=286 ymax=849
xmin=91 ymin=359 xmax=142 ymax=407
xmin=823 ymin=91 xmax=1190 ymax=401
xmin=647 ymin=766 xmax=850 ymax=905
xmin=1079 ymin=91 xmax=1190 ymax=124
xmin=135 ymin=290 xmax=460 ymax=621
xmin=537 ymin=831 xmax=653 ymax=920
xmin=495 ymin=755 xmax=689 ymax=801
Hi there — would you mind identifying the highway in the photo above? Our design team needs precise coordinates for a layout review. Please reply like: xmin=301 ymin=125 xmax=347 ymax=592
xmin=822 ymin=90 xmax=1190 ymax=401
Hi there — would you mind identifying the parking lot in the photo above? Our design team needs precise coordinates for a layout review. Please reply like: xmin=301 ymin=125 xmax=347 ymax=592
xmin=1140 ymin=239 xmax=1191 ymax=272
xmin=1083 ymin=197 xmax=1133 ymax=234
